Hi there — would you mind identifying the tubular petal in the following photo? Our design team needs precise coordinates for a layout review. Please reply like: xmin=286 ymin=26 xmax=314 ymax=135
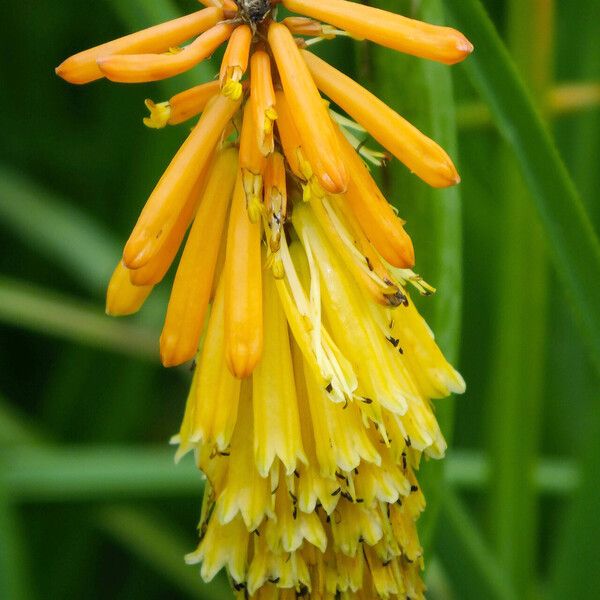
xmin=240 ymin=102 xmax=267 ymax=222
xmin=129 ymin=156 xmax=212 ymax=286
xmin=55 ymin=8 xmax=223 ymax=84
xmin=253 ymin=272 xmax=307 ymax=477
xmin=97 ymin=23 xmax=234 ymax=84
xmin=220 ymin=25 xmax=252 ymax=100
xmin=105 ymin=261 xmax=153 ymax=316
xmin=333 ymin=124 xmax=416 ymax=268
xmin=160 ymin=148 xmax=238 ymax=367
xmin=123 ymin=93 xmax=241 ymax=269
xmin=250 ymin=50 xmax=278 ymax=156
xmin=283 ymin=0 xmax=473 ymax=65
xmin=224 ymin=170 xmax=263 ymax=379
xmin=273 ymin=90 xmax=304 ymax=180
xmin=264 ymin=152 xmax=287 ymax=252
xmin=303 ymin=50 xmax=460 ymax=188
xmin=268 ymin=22 xmax=347 ymax=194
xmin=166 ymin=80 xmax=221 ymax=125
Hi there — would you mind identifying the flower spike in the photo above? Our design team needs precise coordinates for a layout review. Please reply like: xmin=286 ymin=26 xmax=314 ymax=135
xmin=57 ymin=1 xmax=472 ymax=596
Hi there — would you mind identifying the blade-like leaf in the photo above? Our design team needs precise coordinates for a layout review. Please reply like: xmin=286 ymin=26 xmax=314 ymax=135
xmin=444 ymin=0 xmax=600 ymax=370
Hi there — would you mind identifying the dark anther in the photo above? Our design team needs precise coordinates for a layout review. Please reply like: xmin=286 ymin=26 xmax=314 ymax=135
xmin=402 ymin=452 xmax=407 ymax=470
xmin=383 ymin=559 xmax=392 ymax=567
xmin=331 ymin=487 xmax=341 ymax=496
xmin=410 ymin=485 xmax=419 ymax=492
xmin=252 ymin=529 xmax=261 ymax=536
xmin=361 ymin=397 xmax=373 ymax=404
xmin=325 ymin=382 xmax=333 ymax=393
xmin=387 ymin=336 xmax=400 ymax=348
xmin=365 ymin=256 xmax=374 ymax=271
xmin=268 ymin=577 xmax=280 ymax=584
xmin=289 ymin=491 xmax=297 ymax=503
xmin=405 ymin=435 xmax=412 ymax=447
xmin=294 ymin=469 xmax=300 ymax=479
xmin=356 ymin=497 xmax=364 ymax=503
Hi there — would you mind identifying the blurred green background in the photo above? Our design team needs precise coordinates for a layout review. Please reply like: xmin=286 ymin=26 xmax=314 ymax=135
xmin=1 ymin=0 xmax=598 ymax=598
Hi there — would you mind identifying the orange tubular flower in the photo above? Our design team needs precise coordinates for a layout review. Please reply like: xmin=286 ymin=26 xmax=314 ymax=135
xmin=55 ymin=7 xmax=223 ymax=84
xmin=57 ymin=1 xmax=472 ymax=597
xmin=303 ymin=50 xmax=460 ymax=188
xmin=160 ymin=148 xmax=238 ymax=367
xmin=268 ymin=22 xmax=348 ymax=194
xmin=97 ymin=22 xmax=235 ymax=83
xmin=224 ymin=171 xmax=263 ymax=379
xmin=144 ymin=80 xmax=221 ymax=129
xmin=220 ymin=24 xmax=253 ymax=100
xmin=283 ymin=0 xmax=473 ymax=65
xmin=124 ymin=93 xmax=241 ymax=270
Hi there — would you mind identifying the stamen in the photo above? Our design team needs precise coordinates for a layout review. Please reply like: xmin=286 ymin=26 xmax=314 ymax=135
xmin=283 ymin=0 xmax=473 ymax=64
xmin=303 ymin=50 xmax=461 ymax=188
xmin=264 ymin=152 xmax=287 ymax=252
xmin=97 ymin=23 xmax=234 ymax=84
xmin=144 ymin=81 xmax=221 ymax=129
xmin=55 ymin=7 xmax=223 ymax=84
xmin=268 ymin=22 xmax=348 ymax=194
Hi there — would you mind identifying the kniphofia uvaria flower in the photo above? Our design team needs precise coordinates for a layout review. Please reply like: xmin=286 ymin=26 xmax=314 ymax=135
xmin=57 ymin=0 xmax=471 ymax=597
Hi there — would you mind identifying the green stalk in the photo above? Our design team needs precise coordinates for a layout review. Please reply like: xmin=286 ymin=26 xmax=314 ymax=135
xmin=486 ymin=2 xmax=554 ymax=596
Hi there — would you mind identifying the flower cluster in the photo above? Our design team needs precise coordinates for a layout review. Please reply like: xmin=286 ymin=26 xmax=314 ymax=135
xmin=57 ymin=0 xmax=471 ymax=597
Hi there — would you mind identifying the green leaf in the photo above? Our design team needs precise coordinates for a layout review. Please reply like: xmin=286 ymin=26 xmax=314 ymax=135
xmin=0 ymin=166 xmax=118 ymax=296
xmin=1 ymin=446 xmax=199 ymax=502
xmin=0 ymin=277 xmax=158 ymax=361
xmin=438 ymin=490 xmax=518 ymax=600
xmin=443 ymin=0 xmax=600 ymax=370
xmin=98 ymin=506 xmax=231 ymax=599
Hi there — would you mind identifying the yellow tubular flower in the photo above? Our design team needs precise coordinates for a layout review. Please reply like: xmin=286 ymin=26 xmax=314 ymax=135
xmin=303 ymin=50 xmax=460 ymax=188
xmin=224 ymin=171 xmax=263 ymax=379
xmin=160 ymin=148 xmax=238 ymax=367
xmin=57 ymin=1 xmax=472 ymax=597
xmin=283 ymin=0 xmax=472 ymax=64
xmin=124 ymin=93 xmax=241 ymax=270
xmin=268 ymin=22 xmax=348 ymax=194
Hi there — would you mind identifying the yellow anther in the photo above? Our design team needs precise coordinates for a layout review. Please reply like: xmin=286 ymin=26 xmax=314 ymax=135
xmin=167 ymin=46 xmax=183 ymax=54
xmin=143 ymin=99 xmax=171 ymax=129
xmin=247 ymin=195 xmax=264 ymax=224
xmin=302 ymin=184 xmax=312 ymax=203
xmin=221 ymin=79 xmax=243 ymax=100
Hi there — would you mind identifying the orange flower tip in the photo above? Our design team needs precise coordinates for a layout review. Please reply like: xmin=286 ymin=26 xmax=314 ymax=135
xmin=226 ymin=343 xmax=262 ymax=379
xmin=398 ymin=231 xmax=416 ymax=269
xmin=319 ymin=168 xmax=348 ymax=194
xmin=122 ymin=243 xmax=151 ymax=271
xmin=159 ymin=334 xmax=195 ymax=368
